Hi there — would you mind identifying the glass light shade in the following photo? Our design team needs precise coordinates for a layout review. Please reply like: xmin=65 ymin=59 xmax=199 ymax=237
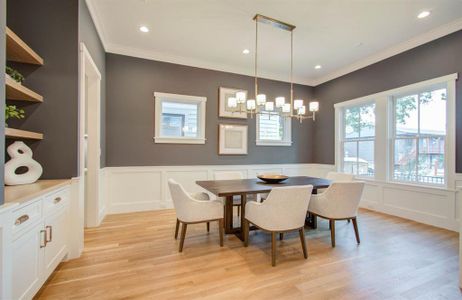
xmin=282 ymin=103 xmax=291 ymax=113
xmin=227 ymin=97 xmax=237 ymax=108
xmin=298 ymin=105 xmax=306 ymax=115
xmin=275 ymin=96 xmax=285 ymax=108
xmin=256 ymin=94 xmax=267 ymax=105
xmin=309 ymin=101 xmax=319 ymax=112
xmin=294 ymin=99 xmax=304 ymax=110
xmin=246 ymin=99 xmax=256 ymax=110
xmin=236 ymin=91 xmax=246 ymax=104
xmin=265 ymin=101 xmax=274 ymax=111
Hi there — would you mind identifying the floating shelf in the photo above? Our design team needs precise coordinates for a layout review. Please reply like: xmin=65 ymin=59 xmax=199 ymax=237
xmin=6 ymin=27 xmax=44 ymax=65
xmin=5 ymin=76 xmax=43 ymax=102
xmin=5 ymin=128 xmax=43 ymax=140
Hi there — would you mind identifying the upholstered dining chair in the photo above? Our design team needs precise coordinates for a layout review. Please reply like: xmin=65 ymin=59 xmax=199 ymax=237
xmin=243 ymin=185 xmax=313 ymax=266
xmin=308 ymin=182 xmax=365 ymax=247
xmin=326 ymin=171 xmax=355 ymax=182
xmin=214 ymin=171 xmax=247 ymax=216
xmin=168 ymin=179 xmax=224 ymax=252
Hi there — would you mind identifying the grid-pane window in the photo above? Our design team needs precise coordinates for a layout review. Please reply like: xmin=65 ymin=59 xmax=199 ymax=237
xmin=392 ymin=87 xmax=447 ymax=185
xmin=342 ymin=103 xmax=375 ymax=177
xmin=257 ymin=112 xmax=291 ymax=146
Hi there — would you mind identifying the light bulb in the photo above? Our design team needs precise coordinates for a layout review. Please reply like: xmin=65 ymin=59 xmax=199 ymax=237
xmin=256 ymin=94 xmax=267 ymax=106
xmin=298 ymin=106 xmax=306 ymax=115
xmin=309 ymin=101 xmax=319 ymax=112
xmin=282 ymin=103 xmax=291 ymax=113
xmin=236 ymin=91 xmax=246 ymax=104
xmin=275 ymin=97 xmax=285 ymax=108
xmin=294 ymin=99 xmax=304 ymax=110
xmin=227 ymin=97 xmax=237 ymax=108
xmin=246 ymin=99 xmax=256 ymax=110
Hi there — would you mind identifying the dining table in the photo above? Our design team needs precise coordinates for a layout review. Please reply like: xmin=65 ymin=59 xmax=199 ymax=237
xmin=196 ymin=176 xmax=332 ymax=241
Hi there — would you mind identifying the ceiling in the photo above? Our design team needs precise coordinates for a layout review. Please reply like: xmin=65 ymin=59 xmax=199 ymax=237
xmin=87 ymin=0 xmax=462 ymax=85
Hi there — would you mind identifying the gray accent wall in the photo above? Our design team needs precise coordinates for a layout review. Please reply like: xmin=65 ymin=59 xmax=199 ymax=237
xmin=106 ymin=53 xmax=315 ymax=166
xmin=313 ymin=30 xmax=462 ymax=172
xmin=7 ymin=0 xmax=80 ymax=179
xmin=79 ymin=0 xmax=106 ymax=167
xmin=0 ymin=0 xmax=5 ymax=204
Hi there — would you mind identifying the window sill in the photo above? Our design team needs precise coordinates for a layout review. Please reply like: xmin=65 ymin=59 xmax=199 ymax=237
xmin=256 ymin=140 xmax=292 ymax=147
xmin=354 ymin=177 xmax=453 ymax=192
xmin=153 ymin=137 xmax=206 ymax=144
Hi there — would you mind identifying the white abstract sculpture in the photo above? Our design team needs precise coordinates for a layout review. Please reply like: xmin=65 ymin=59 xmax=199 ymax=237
xmin=5 ymin=141 xmax=43 ymax=185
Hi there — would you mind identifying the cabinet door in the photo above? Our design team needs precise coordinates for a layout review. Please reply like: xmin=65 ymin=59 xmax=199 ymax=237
xmin=12 ymin=222 xmax=45 ymax=300
xmin=43 ymin=207 xmax=69 ymax=279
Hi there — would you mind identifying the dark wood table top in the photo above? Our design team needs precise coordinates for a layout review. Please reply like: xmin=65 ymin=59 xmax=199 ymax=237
xmin=196 ymin=176 xmax=332 ymax=197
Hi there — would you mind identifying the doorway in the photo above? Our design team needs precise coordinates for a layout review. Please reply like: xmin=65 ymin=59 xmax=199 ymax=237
xmin=79 ymin=43 xmax=102 ymax=228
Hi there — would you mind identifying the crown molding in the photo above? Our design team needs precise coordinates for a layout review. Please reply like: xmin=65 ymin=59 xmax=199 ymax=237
xmin=105 ymin=43 xmax=315 ymax=86
xmin=311 ymin=17 xmax=462 ymax=86
xmin=85 ymin=0 xmax=108 ymax=51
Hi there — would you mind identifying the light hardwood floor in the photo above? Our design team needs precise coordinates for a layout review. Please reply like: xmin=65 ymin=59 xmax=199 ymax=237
xmin=36 ymin=209 xmax=460 ymax=299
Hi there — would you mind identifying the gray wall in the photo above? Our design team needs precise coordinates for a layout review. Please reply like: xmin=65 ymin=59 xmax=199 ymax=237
xmin=0 ymin=0 xmax=5 ymax=204
xmin=106 ymin=53 xmax=315 ymax=166
xmin=7 ymin=0 xmax=79 ymax=178
xmin=79 ymin=0 xmax=106 ymax=167
xmin=313 ymin=30 xmax=462 ymax=172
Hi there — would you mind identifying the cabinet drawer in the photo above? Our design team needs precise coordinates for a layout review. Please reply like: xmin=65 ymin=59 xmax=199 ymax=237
xmin=12 ymin=200 xmax=43 ymax=238
xmin=44 ymin=188 xmax=70 ymax=216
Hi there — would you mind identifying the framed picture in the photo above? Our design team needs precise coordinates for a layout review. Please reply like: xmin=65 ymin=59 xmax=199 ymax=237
xmin=219 ymin=87 xmax=248 ymax=119
xmin=219 ymin=124 xmax=248 ymax=155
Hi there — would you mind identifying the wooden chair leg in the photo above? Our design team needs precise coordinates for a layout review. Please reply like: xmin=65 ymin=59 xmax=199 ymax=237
xmin=271 ymin=232 xmax=277 ymax=267
xmin=244 ymin=219 xmax=249 ymax=247
xmin=218 ymin=219 xmax=224 ymax=247
xmin=179 ymin=223 xmax=187 ymax=252
xmin=279 ymin=233 xmax=284 ymax=240
xmin=352 ymin=217 xmax=360 ymax=244
xmin=299 ymin=227 xmax=308 ymax=259
xmin=175 ymin=219 xmax=180 ymax=239
xmin=330 ymin=220 xmax=336 ymax=247
xmin=206 ymin=222 xmax=210 ymax=232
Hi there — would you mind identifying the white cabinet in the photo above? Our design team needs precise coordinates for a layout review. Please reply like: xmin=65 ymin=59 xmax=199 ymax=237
xmin=8 ymin=186 xmax=70 ymax=300
xmin=11 ymin=222 xmax=45 ymax=300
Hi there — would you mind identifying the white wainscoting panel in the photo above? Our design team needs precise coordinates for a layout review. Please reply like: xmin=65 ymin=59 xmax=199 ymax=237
xmin=103 ymin=164 xmax=460 ymax=232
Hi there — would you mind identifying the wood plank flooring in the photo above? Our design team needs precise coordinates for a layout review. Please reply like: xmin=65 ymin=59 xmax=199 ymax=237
xmin=35 ymin=209 xmax=461 ymax=299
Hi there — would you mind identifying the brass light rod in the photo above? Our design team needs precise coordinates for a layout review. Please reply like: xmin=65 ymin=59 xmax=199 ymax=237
xmin=253 ymin=14 xmax=296 ymax=32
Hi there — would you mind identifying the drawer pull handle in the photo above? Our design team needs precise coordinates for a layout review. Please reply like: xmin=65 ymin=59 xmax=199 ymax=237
xmin=15 ymin=214 xmax=29 ymax=225
xmin=46 ymin=225 xmax=53 ymax=242
xmin=40 ymin=230 xmax=47 ymax=248
xmin=54 ymin=197 xmax=62 ymax=204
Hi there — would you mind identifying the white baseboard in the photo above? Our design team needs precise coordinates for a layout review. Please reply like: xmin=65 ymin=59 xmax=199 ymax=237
xmin=101 ymin=164 xmax=460 ymax=232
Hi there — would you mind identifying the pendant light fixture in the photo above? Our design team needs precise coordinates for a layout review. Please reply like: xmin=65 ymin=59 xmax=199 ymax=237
xmin=227 ymin=14 xmax=319 ymax=122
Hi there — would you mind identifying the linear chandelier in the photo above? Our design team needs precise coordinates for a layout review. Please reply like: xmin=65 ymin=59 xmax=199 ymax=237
xmin=227 ymin=14 xmax=319 ymax=122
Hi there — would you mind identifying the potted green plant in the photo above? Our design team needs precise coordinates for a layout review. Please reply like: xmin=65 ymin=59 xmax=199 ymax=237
xmin=5 ymin=105 xmax=25 ymax=126
xmin=6 ymin=66 xmax=25 ymax=84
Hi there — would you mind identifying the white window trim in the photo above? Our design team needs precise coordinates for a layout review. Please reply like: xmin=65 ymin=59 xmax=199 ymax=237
xmin=334 ymin=73 xmax=457 ymax=189
xmin=154 ymin=92 xmax=207 ymax=144
xmin=256 ymin=113 xmax=292 ymax=146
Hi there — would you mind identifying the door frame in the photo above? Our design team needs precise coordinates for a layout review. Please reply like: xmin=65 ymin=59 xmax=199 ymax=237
xmin=79 ymin=43 xmax=102 ymax=228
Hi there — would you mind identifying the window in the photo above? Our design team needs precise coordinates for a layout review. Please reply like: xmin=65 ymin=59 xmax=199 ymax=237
xmin=256 ymin=113 xmax=292 ymax=146
xmin=154 ymin=92 xmax=206 ymax=144
xmin=341 ymin=103 xmax=375 ymax=177
xmin=392 ymin=86 xmax=447 ymax=185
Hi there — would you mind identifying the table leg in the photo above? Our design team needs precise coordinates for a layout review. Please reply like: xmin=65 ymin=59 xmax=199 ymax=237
xmin=224 ymin=195 xmax=234 ymax=234
xmin=237 ymin=194 xmax=247 ymax=241
xmin=306 ymin=188 xmax=318 ymax=229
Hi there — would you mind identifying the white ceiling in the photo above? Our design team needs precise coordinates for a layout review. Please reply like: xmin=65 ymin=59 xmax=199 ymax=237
xmin=87 ymin=0 xmax=462 ymax=85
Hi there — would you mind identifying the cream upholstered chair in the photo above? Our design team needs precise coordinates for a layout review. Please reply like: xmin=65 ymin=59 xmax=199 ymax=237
xmin=308 ymin=182 xmax=365 ymax=247
xmin=168 ymin=179 xmax=224 ymax=252
xmin=326 ymin=171 xmax=355 ymax=182
xmin=243 ymin=185 xmax=313 ymax=266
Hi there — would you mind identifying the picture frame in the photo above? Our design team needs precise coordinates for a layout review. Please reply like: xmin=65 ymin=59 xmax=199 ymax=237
xmin=219 ymin=87 xmax=248 ymax=119
xmin=218 ymin=124 xmax=248 ymax=155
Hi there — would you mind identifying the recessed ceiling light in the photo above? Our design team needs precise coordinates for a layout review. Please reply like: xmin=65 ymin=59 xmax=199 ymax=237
xmin=314 ymin=65 xmax=322 ymax=70
xmin=417 ymin=11 xmax=430 ymax=19
xmin=139 ymin=26 xmax=149 ymax=33
xmin=242 ymin=49 xmax=250 ymax=54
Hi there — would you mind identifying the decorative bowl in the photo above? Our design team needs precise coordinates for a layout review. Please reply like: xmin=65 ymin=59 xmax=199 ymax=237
xmin=257 ymin=174 xmax=289 ymax=184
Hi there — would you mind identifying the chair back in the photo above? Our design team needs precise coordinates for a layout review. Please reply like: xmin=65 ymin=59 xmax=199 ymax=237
xmin=214 ymin=171 xmax=244 ymax=180
xmin=326 ymin=171 xmax=355 ymax=182
xmin=263 ymin=185 xmax=313 ymax=230
xmin=322 ymin=182 xmax=365 ymax=218
xmin=168 ymin=179 xmax=193 ymax=221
